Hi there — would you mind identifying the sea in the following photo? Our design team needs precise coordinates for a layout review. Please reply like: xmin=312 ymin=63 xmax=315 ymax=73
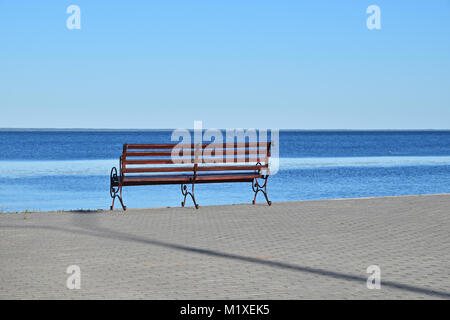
xmin=1 ymin=130 xmax=449 ymax=212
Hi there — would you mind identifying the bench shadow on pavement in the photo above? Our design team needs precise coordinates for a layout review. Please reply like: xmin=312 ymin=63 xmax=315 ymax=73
xmin=1 ymin=215 xmax=449 ymax=299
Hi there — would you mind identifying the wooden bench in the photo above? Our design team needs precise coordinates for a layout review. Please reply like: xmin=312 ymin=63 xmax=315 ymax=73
xmin=110 ymin=142 xmax=272 ymax=210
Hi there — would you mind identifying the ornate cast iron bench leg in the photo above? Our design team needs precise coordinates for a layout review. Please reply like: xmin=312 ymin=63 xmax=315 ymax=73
xmin=110 ymin=167 xmax=126 ymax=211
xmin=181 ymin=180 xmax=199 ymax=209
xmin=252 ymin=175 xmax=272 ymax=206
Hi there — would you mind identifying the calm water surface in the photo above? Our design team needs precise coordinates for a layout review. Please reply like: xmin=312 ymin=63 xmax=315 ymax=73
xmin=1 ymin=130 xmax=449 ymax=211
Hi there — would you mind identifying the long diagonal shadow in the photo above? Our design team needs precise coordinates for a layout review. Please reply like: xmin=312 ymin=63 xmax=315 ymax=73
xmin=1 ymin=222 xmax=449 ymax=299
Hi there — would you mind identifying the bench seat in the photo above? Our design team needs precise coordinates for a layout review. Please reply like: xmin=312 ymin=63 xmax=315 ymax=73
xmin=118 ymin=172 xmax=262 ymax=186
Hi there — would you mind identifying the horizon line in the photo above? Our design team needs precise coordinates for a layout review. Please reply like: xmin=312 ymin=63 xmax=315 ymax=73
xmin=1 ymin=128 xmax=450 ymax=132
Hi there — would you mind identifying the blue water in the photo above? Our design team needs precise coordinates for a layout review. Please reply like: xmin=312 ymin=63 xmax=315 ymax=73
xmin=1 ymin=130 xmax=449 ymax=211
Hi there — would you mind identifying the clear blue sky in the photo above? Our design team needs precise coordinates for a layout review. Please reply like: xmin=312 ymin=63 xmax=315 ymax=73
xmin=1 ymin=0 xmax=449 ymax=129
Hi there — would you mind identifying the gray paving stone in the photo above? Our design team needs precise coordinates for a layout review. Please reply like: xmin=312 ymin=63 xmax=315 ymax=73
xmin=1 ymin=194 xmax=449 ymax=299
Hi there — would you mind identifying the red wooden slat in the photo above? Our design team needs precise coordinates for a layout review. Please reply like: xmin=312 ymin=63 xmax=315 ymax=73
xmin=124 ymin=157 xmax=267 ymax=165
xmin=125 ymin=142 xmax=269 ymax=150
xmin=123 ymin=166 xmax=195 ymax=173
xmin=195 ymin=164 xmax=267 ymax=172
xmin=124 ymin=149 xmax=267 ymax=158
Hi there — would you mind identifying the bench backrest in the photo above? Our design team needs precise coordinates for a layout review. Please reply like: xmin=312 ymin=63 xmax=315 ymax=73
xmin=120 ymin=142 xmax=271 ymax=176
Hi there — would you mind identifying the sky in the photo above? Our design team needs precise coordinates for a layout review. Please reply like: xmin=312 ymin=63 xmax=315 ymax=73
xmin=0 ymin=0 xmax=449 ymax=129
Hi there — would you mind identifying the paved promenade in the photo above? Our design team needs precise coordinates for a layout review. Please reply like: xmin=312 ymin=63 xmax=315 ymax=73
xmin=1 ymin=194 xmax=450 ymax=299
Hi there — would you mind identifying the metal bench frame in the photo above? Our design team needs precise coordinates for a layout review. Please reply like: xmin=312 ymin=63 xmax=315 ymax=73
xmin=110 ymin=142 xmax=272 ymax=210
